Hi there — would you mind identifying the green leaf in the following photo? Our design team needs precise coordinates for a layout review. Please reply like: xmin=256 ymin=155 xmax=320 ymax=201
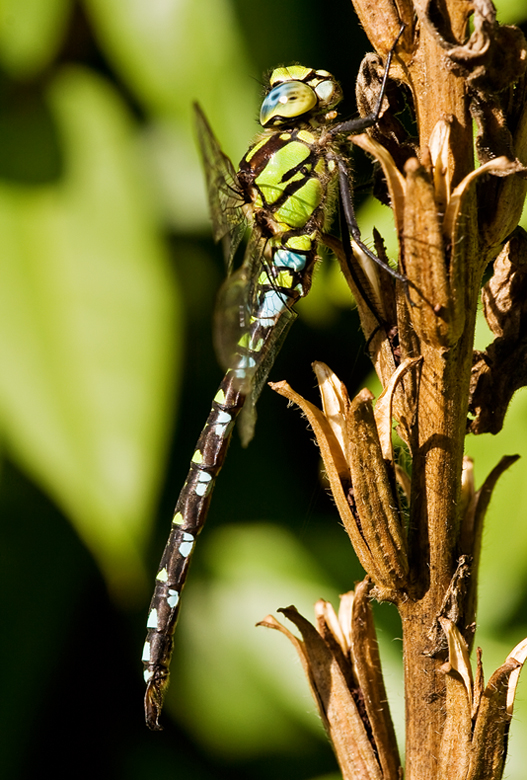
xmin=0 ymin=66 xmax=181 ymax=602
xmin=0 ymin=0 xmax=72 ymax=78
xmin=465 ymin=388 xmax=527 ymax=628
xmin=83 ymin=0 xmax=259 ymax=231
xmin=494 ymin=0 xmax=527 ymax=24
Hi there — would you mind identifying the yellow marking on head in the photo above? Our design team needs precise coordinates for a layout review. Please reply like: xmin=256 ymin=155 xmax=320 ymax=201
xmin=192 ymin=450 xmax=203 ymax=464
xmin=270 ymin=65 xmax=312 ymax=86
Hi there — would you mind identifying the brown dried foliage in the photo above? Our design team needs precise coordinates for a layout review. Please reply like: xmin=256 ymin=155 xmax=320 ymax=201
xmin=259 ymin=1 xmax=527 ymax=778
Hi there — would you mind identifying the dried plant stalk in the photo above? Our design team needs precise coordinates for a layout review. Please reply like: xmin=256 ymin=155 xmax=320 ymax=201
xmin=260 ymin=1 xmax=527 ymax=778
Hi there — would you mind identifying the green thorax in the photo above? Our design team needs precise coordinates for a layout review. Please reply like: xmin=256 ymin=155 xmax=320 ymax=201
xmin=238 ymin=125 xmax=338 ymax=241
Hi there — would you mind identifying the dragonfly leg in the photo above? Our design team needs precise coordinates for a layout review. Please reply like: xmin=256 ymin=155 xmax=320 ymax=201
xmin=330 ymin=23 xmax=406 ymax=137
xmin=337 ymin=158 xmax=408 ymax=286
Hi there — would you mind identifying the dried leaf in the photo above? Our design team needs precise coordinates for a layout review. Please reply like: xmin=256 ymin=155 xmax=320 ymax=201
xmin=277 ymin=606 xmax=383 ymax=780
xmin=444 ymin=156 xmax=525 ymax=254
xmin=466 ymin=639 xmax=527 ymax=780
xmin=505 ymin=637 xmax=527 ymax=715
xmin=315 ymin=598 xmax=349 ymax=659
xmin=440 ymin=618 xmax=473 ymax=701
xmin=473 ymin=647 xmax=485 ymax=718
xmin=313 ymin=361 xmax=352 ymax=477
xmin=403 ymin=157 xmax=461 ymax=345
xmin=349 ymin=0 xmax=414 ymax=81
xmin=338 ymin=592 xmax=355 ymax=655
xmin=373 ymin=356 xmax=421 ymax=462
xmin=351 ymin=133 xmax=406 ymax=235
xmin=438 ymin=661 xmax=473 ymax=780
xmin=469 ymin=230 xmax=527 ymax=434
xmin=347 ymin=389 xmax=408 ymax=593
xmin=459 ymin=457 xmax=476 ymax=536
xmin=437 ymin=619 xmax=474 ymax=779
xmin=429 ymin=119 xmax=452 ymax=215
xmin=351 ymin=580 xmax=402 ymax=780
xmin=256 ymin=613 xmax=316 ymax=708
xmin=427 ymin=558 xmax=472 ymax=656
xmin=269 ymin=379 xmax=384 ymax=582
xmin=451 ymin=20 xmax=527 ymax=94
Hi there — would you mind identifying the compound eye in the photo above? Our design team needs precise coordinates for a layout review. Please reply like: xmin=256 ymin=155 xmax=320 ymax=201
xmin=260 ymin=81 xmax=317 ymax=127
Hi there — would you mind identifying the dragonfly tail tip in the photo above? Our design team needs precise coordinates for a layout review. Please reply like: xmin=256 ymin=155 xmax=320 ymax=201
xmin=145 ymin=681 xmax=165 ymax=731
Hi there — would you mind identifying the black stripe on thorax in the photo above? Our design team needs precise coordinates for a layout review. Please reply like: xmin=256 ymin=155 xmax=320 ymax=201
xmin=240 ymin=128 xmax=321 ymax=178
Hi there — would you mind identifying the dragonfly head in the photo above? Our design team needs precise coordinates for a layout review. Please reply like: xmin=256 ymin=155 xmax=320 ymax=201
xmin=260 ymin=66 xmax=342 ymax=128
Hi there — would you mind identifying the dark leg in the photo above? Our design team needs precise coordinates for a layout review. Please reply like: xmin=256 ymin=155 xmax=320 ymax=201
xmin=337 ymin=157 xmax=408 ymax=285
xmin=330 ymin=23 xmax=406 ymax=137
xmin=336 ymin=195 xmax=384 ymax=326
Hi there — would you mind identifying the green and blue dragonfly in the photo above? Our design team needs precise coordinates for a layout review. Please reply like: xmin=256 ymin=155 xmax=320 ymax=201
xmin=143 ymin=32 xmax=405 ymax=730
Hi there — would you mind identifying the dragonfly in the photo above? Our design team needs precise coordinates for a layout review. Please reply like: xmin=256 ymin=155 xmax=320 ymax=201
xmin=143 ymin=28 xmax=405 ymax=730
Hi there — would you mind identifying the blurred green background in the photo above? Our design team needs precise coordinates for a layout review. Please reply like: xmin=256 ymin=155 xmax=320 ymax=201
xmin=1 ymin=1 xmax=526 ymax=779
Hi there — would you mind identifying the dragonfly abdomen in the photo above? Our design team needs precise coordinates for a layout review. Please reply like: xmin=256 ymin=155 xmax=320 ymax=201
xmin=142 ymin=241 xmax=316 ymax=728
xmin=143 ymin=374 xmax=245 ymax=728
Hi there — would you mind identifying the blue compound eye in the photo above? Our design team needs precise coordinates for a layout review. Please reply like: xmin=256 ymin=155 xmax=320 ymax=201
xmin=260 ymin=80 xmax=318 ymax=126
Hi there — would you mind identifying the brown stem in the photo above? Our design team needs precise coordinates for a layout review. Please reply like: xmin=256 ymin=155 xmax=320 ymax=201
xmin=265 ymin=2 xmax=527 ymax=776
xmin=400 ymin=322 xmax=478 ymax=779
xmin=347 ymin=0 xmax=526 ymax=776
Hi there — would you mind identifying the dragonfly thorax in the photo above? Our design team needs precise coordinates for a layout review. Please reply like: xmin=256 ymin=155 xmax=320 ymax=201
xmin=239 ymin=125 xmax=337 ymax=239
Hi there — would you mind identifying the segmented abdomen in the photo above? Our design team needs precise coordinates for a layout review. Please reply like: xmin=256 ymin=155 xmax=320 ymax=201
xmin=143 ymin=374 xmax=244 ymax=729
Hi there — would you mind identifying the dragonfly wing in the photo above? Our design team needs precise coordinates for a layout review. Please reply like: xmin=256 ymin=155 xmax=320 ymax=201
xmin=213 ymin=264 xmax=250 ymax=371
xmin=238 ymin=302 xmax=297 ymax=447
xmin=213 ymin=230 xmax=263 ymax=373
xmin=214 ymin=231 xmax=298 ymax=447
xmin=194 ymin=103 xmax=248 ymax=271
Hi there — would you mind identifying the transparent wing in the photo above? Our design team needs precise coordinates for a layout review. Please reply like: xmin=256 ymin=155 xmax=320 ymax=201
xmin=213 ymin=265 xmax=251 ymax=373
xmin=238 ymin=303 xmax=297 ymax=447
xmin=194 ymin=103 xmax=248 ymax=271
xmin=213 ymin=231 xmax=297 ymax=447
xmin=213 ymin=231 xmax=268 ymax=373
xmin=214 ymin=232 xmax=267 ymax=371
